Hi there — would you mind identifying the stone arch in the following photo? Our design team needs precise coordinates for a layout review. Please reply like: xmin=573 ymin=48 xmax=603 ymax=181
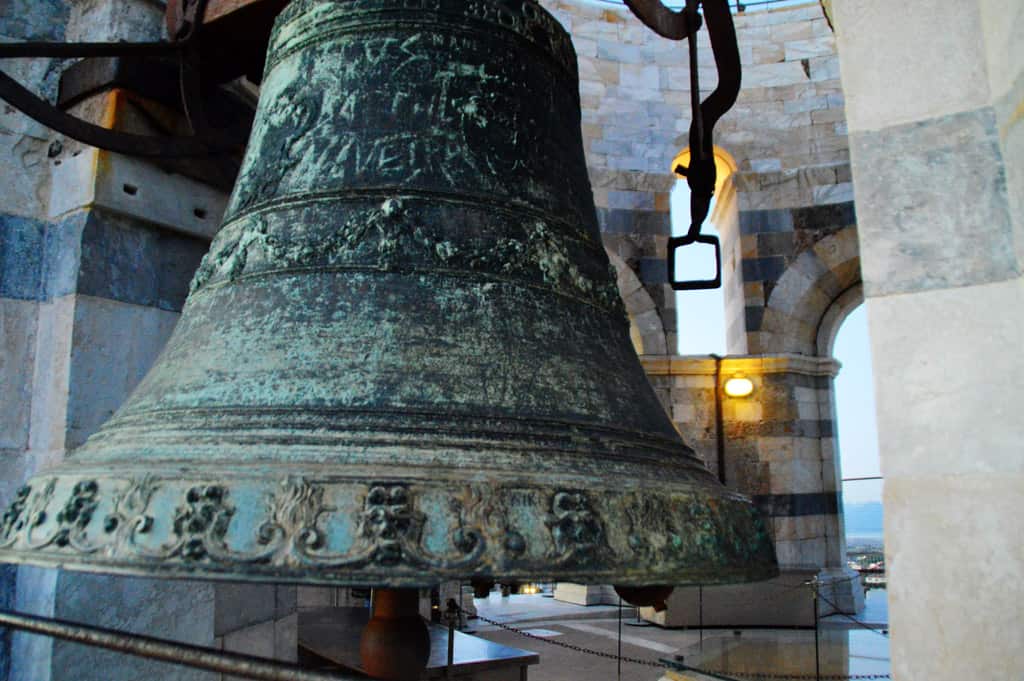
xmin=758 ymin=226 xmax=861 ymax=355
xmin=607 ymin=249 xmax=668 ymax=355
xmin=671 ymin=146 xmax=739 ymax=197
xmin=816 ymin=282 xmax=864 ymax=357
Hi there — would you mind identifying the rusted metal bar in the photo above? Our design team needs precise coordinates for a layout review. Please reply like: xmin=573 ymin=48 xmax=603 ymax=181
xmin=0 ymin=68 xmax=231 ymax=157
xmin=0 ymin=608 xmax=359 ymax=681
xmin=0 ymin=0 xmax=246 ymax=157
xmin=0 ymin=41 xmax=178 ymax=59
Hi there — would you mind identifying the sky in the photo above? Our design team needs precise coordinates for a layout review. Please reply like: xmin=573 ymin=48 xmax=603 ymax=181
xmin=832 ymin=306 xmax=882 ymax=504
xmin=669 ymin=180 xmax=882 ymax=504
xmin=670 ymin=183 xmax=727 ymax=355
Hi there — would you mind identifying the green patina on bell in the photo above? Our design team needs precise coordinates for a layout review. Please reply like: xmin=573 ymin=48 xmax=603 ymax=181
xmin=0 ymin=0 xmax=776 ymax=588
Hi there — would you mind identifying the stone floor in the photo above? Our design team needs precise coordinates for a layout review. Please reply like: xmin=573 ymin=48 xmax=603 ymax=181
xmin=469 ymin=593 xmax=890 ymax=681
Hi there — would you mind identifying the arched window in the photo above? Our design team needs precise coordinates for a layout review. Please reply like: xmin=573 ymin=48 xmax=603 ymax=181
xmin=832 ymin=303 xmax=887 ymax=620
xmin=669 ymin=146 xmax=738 ymax=355
xmin=833 ymin=304 xmax=882 ymax=542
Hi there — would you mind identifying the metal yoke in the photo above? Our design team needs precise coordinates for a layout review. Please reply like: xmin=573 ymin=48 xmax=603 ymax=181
xmin=622 ymin=0 xmax=742 ymax=290
xmin=0 ymin=0 xmax=285 ymax=157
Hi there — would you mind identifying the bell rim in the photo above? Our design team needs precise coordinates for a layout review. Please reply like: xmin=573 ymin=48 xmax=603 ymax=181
xmin=0 ymin=468 xmax=778 ymax=588
xmin=0 ymin=549 xmax=780 ymax=589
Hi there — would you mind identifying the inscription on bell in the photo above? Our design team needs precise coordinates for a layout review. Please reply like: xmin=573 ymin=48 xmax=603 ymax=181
xmin=507 ymin=490 xmax=536 ymax=508
xmin=230 ymin=26 xmax=583 ymax=226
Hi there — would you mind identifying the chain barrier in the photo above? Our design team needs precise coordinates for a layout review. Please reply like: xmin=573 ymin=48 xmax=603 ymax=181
xmin=682 ymin=670 xmax=891 ymax=680
xmin=815 ymin=590 xmax=889 ymax=639
xmin=466 ymin=607 xmax=664 ymax=668
xmin=461 ymin=606 xmax=890 ymax=680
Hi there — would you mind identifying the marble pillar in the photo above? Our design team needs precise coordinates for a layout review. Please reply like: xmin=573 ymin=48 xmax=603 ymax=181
xmin=833 ymin=1 xmax=1024 ymax=678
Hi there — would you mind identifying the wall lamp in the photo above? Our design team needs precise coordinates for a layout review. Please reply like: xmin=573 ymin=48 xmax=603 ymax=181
xmin=723 ymin=375 xmax=755 ymax=398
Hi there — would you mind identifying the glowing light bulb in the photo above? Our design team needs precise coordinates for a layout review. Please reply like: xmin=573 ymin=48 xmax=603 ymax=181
xmin=724 ymin=376 xmax=755 ymax=398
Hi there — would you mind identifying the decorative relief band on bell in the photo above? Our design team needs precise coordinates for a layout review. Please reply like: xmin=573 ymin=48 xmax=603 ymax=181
xmin=0 ymin=474 xmax=777 ymax=586
xmin=188 ymin=196 xmax=623 ymax=314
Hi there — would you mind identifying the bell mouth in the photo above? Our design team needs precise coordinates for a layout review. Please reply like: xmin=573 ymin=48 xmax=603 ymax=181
xmin=0 ymin=464 xmax=777 ymax=588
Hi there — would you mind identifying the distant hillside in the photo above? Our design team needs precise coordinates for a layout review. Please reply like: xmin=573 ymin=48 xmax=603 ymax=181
xmin=843 ymin=501 xmax=883 ymax=534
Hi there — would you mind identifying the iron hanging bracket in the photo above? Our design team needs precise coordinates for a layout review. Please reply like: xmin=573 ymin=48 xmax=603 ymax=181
xmin=622 ymin=0 xmax=742 ymax=290
xmin=0 ymin=0 xmax=237 ymax=158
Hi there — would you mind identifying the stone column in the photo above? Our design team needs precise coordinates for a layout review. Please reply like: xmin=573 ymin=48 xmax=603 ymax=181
xmin=1 ymin=6 xmax=225 ymax=678
xmin=1 ymin=3 xmax=72 ymax=679
xmin=8 ymin=143 xmax=226 ymax=681
xmin=1 ymin=2 xmax=298 ymax=678
xmin=832 ymin=1 xmax=1024 ymax=678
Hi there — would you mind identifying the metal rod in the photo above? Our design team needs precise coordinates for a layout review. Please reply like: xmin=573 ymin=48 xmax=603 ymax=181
xmin=842 ymin=476 xmax=883 ymax=482
xmin=446 ymin=622 xmax=455 ymax=678
xmin=0 ymin=41 xmax=179 ymax=60
xmin=617 ymin=596 xmax=623 ymax=681
xmin=686 ymin=0 xmax=704 ymax=161
xmin=698 ymin=584 xmax=704 ymax=652
xmin=0 ymin=69 xmax=231 ymax=157
xmin=446 ymin=599 xmax=456 ymax=680
xmin=0 ymin=608 xmax=358 ymax=681
xmin=712 ymin=354 xmax=727 ymax=484
xmin=812 ymin=579 xmax=821 ymax=681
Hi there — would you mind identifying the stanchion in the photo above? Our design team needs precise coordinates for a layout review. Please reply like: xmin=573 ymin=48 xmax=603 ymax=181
xmin=699 ymin=584 xmax=704 ymax=652
xmin=444 ymin=599 xmax=459 ymax=680
xmin=616 ymin=597 xmax=623 ymax=680
xmin=812 ymin=578 xmax=821 ymax=681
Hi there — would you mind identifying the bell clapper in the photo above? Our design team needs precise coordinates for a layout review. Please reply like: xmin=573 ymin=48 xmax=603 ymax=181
xmin=359 ymin=588 xmax=431 ymax=681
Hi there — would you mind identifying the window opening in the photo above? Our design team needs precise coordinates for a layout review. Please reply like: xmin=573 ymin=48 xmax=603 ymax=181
xmin=833 ymin=304 xmax=887 ymax=622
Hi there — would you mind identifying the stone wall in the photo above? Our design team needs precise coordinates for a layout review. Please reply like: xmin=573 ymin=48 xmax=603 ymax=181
xmin=536 ymin=16 xmax=866 ymax=583
xmin=541 ymin=0 xmax=863 ymax=611
xmin=833 ymin=1 xmax=1024 ymax=679
xmin=563 ymin=352 xmax=865 ymax=623
xmin=642 ymin=354 xmax=846 ymax=572
xmin=0 ymin=0 xmax=67 ymax=523
xmin=540 ymin=0 xmax=856 ymax=356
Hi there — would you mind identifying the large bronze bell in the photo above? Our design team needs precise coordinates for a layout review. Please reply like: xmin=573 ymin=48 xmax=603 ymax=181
xmin=0 ymin=0 xmax=775 ymax=592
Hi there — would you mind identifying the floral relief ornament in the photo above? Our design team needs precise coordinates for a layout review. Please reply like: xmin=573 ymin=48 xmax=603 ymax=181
xmin=17 ymin=479 xmax=57 ymax=550
xmin=0 ymin=485 xmax=34 ymax=548
xmin=546 ymin=490 xmax=609 ymax=565
xmin=1 ymin=477 xmax=490 ymax=574
xmin=100 ymin=476 xmax=158 ymax=558
xmin=167 ymin=485 xmax=235 ymax=562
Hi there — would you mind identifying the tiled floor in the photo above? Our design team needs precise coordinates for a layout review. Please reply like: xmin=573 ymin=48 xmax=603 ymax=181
xmin=470 ymin=593 xmax=890 ymax=681
xmin=472 ymin=592 xmax=625 ymax=624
